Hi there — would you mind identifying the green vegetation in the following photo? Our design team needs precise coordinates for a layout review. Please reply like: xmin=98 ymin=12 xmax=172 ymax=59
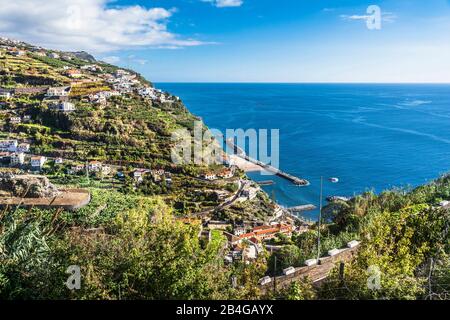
xmin=277 ymin=175 xmax=450 ymax=300
xmin=0 ymin=199 xmax=236 ymax=299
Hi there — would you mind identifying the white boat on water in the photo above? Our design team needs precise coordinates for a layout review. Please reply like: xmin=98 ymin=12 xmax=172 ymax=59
xmin=329 ymin=177 xmax=339 ymax=183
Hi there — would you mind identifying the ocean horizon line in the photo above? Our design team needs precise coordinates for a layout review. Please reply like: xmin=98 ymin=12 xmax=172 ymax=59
xmin=155 ymin=81 xmax=450 ymax=85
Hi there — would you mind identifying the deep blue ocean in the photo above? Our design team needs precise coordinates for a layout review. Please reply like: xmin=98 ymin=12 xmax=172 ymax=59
xmin=157 ymin=83 xmax=450 ymax=220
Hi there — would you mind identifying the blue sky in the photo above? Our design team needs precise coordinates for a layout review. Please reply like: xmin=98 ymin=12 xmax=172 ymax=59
xmin=1 ymin=0 xmax=450 ymax=82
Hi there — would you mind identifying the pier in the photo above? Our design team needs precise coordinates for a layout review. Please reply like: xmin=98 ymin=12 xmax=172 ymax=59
xmin=225 ymin=139 xmax=310 ymax=186
xmin=243 ymin=155 xmax=310 ymax=186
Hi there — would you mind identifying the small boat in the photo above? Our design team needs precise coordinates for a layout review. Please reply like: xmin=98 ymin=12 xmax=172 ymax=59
xmin=329 ymin=177 xmax=339 ymax=183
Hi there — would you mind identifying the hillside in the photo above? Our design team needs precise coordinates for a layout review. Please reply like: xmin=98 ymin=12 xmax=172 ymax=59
xmin=0 ymin=37 xmax=278 ymax=219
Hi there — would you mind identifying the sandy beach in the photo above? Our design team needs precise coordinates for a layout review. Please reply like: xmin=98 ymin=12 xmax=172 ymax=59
xmin=229 ymin=154 xmax=263 ymax=172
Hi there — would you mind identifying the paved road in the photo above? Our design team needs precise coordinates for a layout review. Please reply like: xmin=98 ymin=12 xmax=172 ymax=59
xmin=193 ymin=180 xmax=245 ymax=218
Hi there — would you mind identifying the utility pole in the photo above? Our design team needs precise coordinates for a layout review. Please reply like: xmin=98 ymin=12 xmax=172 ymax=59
xmin=427 ymin=257 xmax=435 ymax=300
xmin=85 ymin=160 xmax=89 ymax=184
xmin=317 ymin=176 xmax=323 ymax=264
xmin=273 ymin=255 xmax=277 ymax=294
xmin=339 ymin=262 xmax=345 ymax=286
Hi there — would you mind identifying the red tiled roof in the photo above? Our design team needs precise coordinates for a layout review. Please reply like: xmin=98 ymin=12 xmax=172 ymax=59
xmin=237 ymin=224 xmax=293 ymax=241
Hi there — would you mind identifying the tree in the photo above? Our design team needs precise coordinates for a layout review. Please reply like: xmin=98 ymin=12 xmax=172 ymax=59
xmin=268 ymin=245 xmax=302 ymax=274
xmin=280 ymin=278 xmax=316 ymax=300
xmin=50 ymin=199 xmax=233 ymax=299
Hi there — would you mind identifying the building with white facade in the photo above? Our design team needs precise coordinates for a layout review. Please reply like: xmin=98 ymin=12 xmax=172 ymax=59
xmin=10 ymin=152 xmax=25 ymax=165
xmin=31 ymin=156 xmax=46 ymax=169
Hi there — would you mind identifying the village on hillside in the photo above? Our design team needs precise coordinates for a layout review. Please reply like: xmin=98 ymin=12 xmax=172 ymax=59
xmin=0 ymin=37 xmax=336 ymax=275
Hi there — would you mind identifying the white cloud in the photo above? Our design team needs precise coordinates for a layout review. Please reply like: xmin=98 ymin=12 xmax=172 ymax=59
xmin=203 ymin=0 xmax=243 ymax=8
xmin=341 ymin=14 xmax=370 ymax=21
xmin=0 ymin=0 xmax=205 ymax=53
xmin=341 ymin=12 xmax=397 ymax=23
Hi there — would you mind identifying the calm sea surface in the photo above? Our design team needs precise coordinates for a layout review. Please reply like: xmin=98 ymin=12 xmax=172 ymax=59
xmin=157 ymin=83 xmax=450 ymax=220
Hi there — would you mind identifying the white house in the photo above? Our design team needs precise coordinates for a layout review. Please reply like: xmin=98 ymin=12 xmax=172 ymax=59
xmin=273 ymin=205 xmax=284 ymax=218
xmin=46 ymin=86 xmax=71 ymax=97
xmin=439 ymin=200 xmax=450 ymax=207
xmin=10 ymin=152 xmax=25 ymax=165
xmin=133 ymin=170 xmax=144 ymax=183
xmin=34 ymin=51 xmax=46 ymax=57
xmin=160 ymin=94 xmax=173 ymax=103
xmin=0 ymin=140 xmax=18 ymax=152
xmin=55 ymin=157 xmax=64 ymax=164
xmin=70 ymin=164 xmax=85 ymax=173
xmin=218 ymin=168 xmax=234 ymax=179
xmin=202 ymin=172 xmax=217 ymax=181
xmin=11 ymin=50 xmax=25 ymax=57
xmin=88 ymin=161 xmax=102 ymax=172
xmin=17 ymin=143 xmax=30 ymax=152
xmin=48 ymin=52 xmax=60 ymax=59
xmin=138 ymin=87 xmax=158 ymax=99
xmin=0 ymin=88 xmax=13 ymax=99
xmin=233 ymin=226 xmax=246 ymax=236
xmin=115 ymin=69 xmax=130 ymax=77
xmin=52 ymin=101 xmax=75 ymax=112
xmin=59 ymin=102 xmax=75 ymax=112
xmin=9 ymin=117 xmax=21 ymax=124
xmin=243 ymin=244 xmax=257 ymax=260
xmin=66 ymin=69 xmax=82 ymax=78
xmin=31 ymin=156 xmax=46 ymax=169
xmin=81 ymin=65 xmax=102 ymax=72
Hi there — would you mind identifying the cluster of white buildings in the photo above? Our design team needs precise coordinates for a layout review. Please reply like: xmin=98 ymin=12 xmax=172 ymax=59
xmin=100 ymin=67 xmax=177 ymax=102
xmin=102 ymin=69 xmax=140 ymax=94
xmin=8 ymin=115 xmax=31 ymax=125
xmin=88 ymin=90 xmax=120 ymax=104
xmin=0 ymin=139 xmax=47 ymax=169
xmin=137 ymin=86 xmax=178 ymax=103
xmin=0 ymin=140 xmax=30 ymax=153
xmin=50 ymin=101 xmax=76 ymax=112
xmin=202 ymin=167 xmax=236 ymax=181
xmin=81 ymin=64 xmax=103 ymax=72
xmin=133 ymin=168 xmax=151 ymax=183
xmin=46 ymin=86 xmax=71 ymax=97
xmin=69 ymin=161 xmax=111 ymax=175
